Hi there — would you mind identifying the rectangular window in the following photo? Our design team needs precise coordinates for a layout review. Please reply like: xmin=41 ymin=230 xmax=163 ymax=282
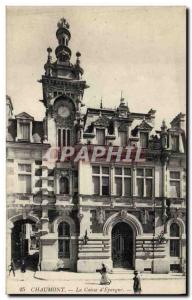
xmin=115 ymin=167 xmax=132 ymax=197
xmin=170 ymin=181 xmax=180 ymax=198
xmin=92 ymin=166 xmax=100 ymax=174
xmin=140 ymin=132 xmax=148 ymax=148
xmin=170 ymin=171 xmax=180 ymax=198
xmin=93 ymin=176 xmax=100 ymax=195
xmin=137 ymin=178 xmax=144 ymax=197
xmin=170 ymin=171 xmax=180 ymax=179
xmin=102 ymin=167 xmax=109 ymax=175
xmin=136 ymin=168 xmax=153 ymax=197
xmin=119 ymin=131 xmax=127 ymax=146
xmin=102 ymin=177 xmax=109 ymax=195
xmin=115 ymin=167 xmax=122 ymax=175
xmin=58 ymin=129 xmax=61 ymax=148
xmin=18 ymin=163 xmax=32 ymax=194
xmin=124 ymin=177 xmax=131 ymax=197
xmin=137 ymin=169 xmax=144 ymax=176
xmin=18 ymin=164 xmax=31 ymax=172
xmin=58 ymin=240 xmax=70 ymax=258
xmin=18 ymin=174 xmax=31 ymax=193
xmin=171 ymin=135 xmax=179 ymax=152
xmin=146 ymin=178 xmax=152 ymax=197
xmin=170 ymin=240 xmax=180 ymax=257
xmin=62 ymin=129 xmax=66 ymax=147
xmin=96 ymin=128 xmax=105 ymax=145
xmin=67 ymin=129 xmax=70 ymax=146
xmin=124 ymin=168 xmax=131 ymax=176
xmin=58 ymin=128 xmax=71 ymax=149
xmin=115 ymin=177 xmax=122 ymax=196
xmin=92 ymin=165 xmax=110 ymax=196
xmin=20 ymin=123 xmax=30 ymax=140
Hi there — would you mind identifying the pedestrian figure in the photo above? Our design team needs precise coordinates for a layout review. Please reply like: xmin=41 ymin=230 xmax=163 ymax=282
xmin=8 ymin=260 xmax=15 ymax=277
xmin=33 ymin=261 xmax=39 ymax=278
xmin=99 ymin=263 xmax=111 ymax=285
xmin=20 ymin=259 xmax=26 ymax=273
xmin=83 ymin=230 xmax=89 ymax=245
xmin=133 ymin=270 xmax=142 ymax=294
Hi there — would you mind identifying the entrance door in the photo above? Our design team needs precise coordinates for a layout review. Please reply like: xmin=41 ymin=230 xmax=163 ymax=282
xmin=11 ymin=219 xmax=39 ymax=270
xmin=112 ymin=222 xmax=133 ymax=268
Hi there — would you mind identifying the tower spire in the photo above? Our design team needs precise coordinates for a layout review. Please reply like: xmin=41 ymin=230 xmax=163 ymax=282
xmin=55 ymin=18 xmax=71 ymax=62
xmin=100 ymin=97 xmax=103 ymax=109
xmin=120 ymin=90 xmax=125 ymax=106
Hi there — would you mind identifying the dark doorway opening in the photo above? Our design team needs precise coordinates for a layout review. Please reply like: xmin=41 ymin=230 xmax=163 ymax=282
xmin=112 ymin=222 xmax=133 ymax=268
xmin=11 ymin=219 xmax=39 ymax=271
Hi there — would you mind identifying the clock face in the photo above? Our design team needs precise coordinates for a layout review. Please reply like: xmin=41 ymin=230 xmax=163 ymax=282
xmin=58 ymin=106 xmax=70 ymax=118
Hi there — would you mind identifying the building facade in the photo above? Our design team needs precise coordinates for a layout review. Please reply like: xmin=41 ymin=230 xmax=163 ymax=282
xmin=6 ymin=18 xmax=186 ymax=273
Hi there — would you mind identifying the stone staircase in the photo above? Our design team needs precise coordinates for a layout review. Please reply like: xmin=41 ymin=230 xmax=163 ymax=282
xmin=78 ymin=237 xmax=110 ymax=259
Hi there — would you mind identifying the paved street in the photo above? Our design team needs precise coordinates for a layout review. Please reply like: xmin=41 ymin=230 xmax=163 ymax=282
xmin=6 ymin=270 xmax=186 ymax=295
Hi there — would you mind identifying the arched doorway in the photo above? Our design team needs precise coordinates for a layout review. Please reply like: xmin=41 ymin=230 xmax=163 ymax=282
xmin=112 ymin=222 xmax=133 ymax=268
xmin=11 ymin=219 xmax=39 ymax=270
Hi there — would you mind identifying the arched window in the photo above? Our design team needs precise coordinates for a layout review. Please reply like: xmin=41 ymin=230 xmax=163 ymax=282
xmin=58 ymin=221 xmax=70 ymax=237
xmin=170 ymin=223 xmax=180 ymax=257
xmin=59 ymin=177 xmax=69 ymax=194
xmin=58 ymin=221 xmax=70 ymax=259
xmin=57 ymin=129 xmax=71 ymax=149
xmin=170 ymin=223 xmax=180 ymax=237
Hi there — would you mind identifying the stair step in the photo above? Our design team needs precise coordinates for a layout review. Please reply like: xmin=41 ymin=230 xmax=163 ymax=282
xmin=79 ymin=244 xmax=104 ymax=249
xmin=79 ymin=240 xmax=103 ymax=245
xmin=79 ymin=247 xmax=104 ymax=252
xmin=78 ymin=252 xmax=110 ymax=258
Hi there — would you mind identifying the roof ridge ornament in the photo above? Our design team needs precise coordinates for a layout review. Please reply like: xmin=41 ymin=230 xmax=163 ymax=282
xmin=57 ymin=18 xmax=70 ymax=29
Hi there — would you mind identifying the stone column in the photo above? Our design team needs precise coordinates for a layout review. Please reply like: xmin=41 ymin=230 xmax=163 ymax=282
xmin=7 ymin=222 xmax=14 ymax=269
xmin=132 ymin=166 xmax=136 ymax=196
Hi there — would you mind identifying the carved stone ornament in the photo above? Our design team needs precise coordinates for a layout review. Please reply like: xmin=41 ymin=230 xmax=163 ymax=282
xmin=55 ymin=115 xmax=74 ymax=127
xmin=96 ymin=208 xmax=105 ymax=225
xmin=77 ymin=208 xmax=84 ymax=222
xmin=137 ymin=120 xmax=153 ymax=131
xmin=94 ymin=115 xmax=110 ymax=127
xmin=119 ymin=209 xmax=127 ymax=218
xmin=118 ymin=123 xmax=128 ymax=132
xmin=140 ymin=209 xmax=149 ymax=225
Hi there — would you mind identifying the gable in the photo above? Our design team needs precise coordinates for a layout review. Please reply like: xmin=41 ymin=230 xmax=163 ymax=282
xmin=15 ymin=112 xmax=34 ymax=121
xmin=137 ymin=120 xmax=153 ymax=131
xmin=93 ymin=115 xmax=110 ymax=127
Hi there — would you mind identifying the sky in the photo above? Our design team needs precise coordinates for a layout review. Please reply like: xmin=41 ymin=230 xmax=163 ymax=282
xmin=6 ymin=6 xmax=186 ymax=129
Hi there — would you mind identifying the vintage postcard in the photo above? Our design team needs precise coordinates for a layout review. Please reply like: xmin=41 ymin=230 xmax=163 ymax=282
xmin=6 ymin=6 xmax=187 ymax=295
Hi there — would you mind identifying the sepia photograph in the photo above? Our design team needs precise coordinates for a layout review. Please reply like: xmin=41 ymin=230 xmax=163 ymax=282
xmin=6 ymin=6 xmax=187 ymax=295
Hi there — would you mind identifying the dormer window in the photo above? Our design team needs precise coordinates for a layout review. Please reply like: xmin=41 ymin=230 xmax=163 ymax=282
xmin=16 ymin=112 xmax=33 ymax=142
xmin=20 ymin=122 xmax=30 ymax=140
xmin=171 ymin=134 xmax=179 ymax=152
xmin=96 ymin=128 xmax=105 ymax=145
xmin=119 ymin=131 xmax=127 ymax=146
xmin=140 ymin=132 xmax=148 ymax=148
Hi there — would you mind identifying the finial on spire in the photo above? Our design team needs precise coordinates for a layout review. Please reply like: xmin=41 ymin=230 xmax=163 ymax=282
xmin=57 ymin=18 xmax=70 ymax=29
xmin=76 ymin=52 xmax=81 ymax=65
xmin=100 ymin=97 xmax=103 ymax=109
xmin=46 ymin=47 xmax=52 ymax=63
xmin=120 ymin=91 xmax=125 ymax=106
xmin=161 ymin=120 xmax=167 ymax=132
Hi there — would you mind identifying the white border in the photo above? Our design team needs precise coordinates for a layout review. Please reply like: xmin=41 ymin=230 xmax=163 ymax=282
xmin=0 ymin=1 xmax=191 ymax=299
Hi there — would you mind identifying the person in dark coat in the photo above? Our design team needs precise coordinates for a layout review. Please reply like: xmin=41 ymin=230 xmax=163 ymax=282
xmin=21 ymin=259 xmax=26 ymax=273
xmin=83 ymin=230 xmax=89 ymax=245
xmin=133 ymin=270 xmax=142 ymax=294
xmin=99 ymin=263 xmax=111 ymax=285
xmin=8 ymin=260 xmax=15 ymax=277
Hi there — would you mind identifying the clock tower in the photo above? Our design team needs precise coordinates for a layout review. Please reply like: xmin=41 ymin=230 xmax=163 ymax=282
xmin=39 ymin=18 xmax=89 ymax=147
